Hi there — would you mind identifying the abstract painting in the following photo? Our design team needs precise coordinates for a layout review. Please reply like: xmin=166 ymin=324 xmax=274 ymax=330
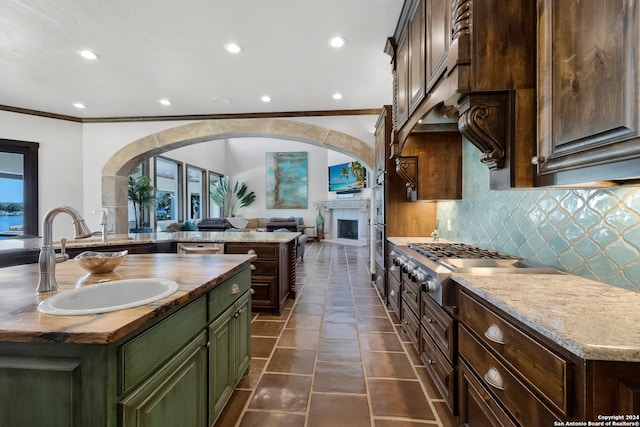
xmin=266 ymin=152 xmax=308 ymax=209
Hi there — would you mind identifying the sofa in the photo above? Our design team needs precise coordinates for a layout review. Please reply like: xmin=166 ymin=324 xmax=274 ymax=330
xmin=266 ymin=217 xmax=307 ymax=260
xmin=168 ymin=217 xmax=307 ymax=260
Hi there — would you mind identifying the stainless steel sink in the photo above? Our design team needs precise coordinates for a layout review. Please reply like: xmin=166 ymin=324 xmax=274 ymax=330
xmin=445 ymin=258 xmax=561 ymax=275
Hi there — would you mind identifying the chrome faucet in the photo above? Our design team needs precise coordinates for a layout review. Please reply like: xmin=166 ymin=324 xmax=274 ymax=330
xmin=100 ymin=209 xmax=108 ymax=242
xmin=37 ymin=206 xmax=93 ymax=295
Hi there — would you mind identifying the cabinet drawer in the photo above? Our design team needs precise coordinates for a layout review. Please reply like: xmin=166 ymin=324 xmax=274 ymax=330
xmin=226 ymin=243 xmax=277 ymax=260
xmin=459 ymin=291 xmax=570 ymax=415
xmin=421 ymin=291 xmax=455 ymax=362
xmin=250 ymin=260 xmax=278 ymax=276
xmin=209 ymin=268 xmax=251 ymax=320
xmin=120 ymin=297 xmax=207 ymax=394
xmin=401 ymin=276 xmax=420 ymax=315
xmin=387 ymin=261 xmax=401 ymax=283
xmin=250 ymin=275 xmax=279 ymax=309
xmin=388 ymin=274 xmax=401 ymax=318
xmin=459 ymin=326 xmax=560 ymax=426
xmin=459 ymin=359 xmax=517 ymax=427
xmin=401 ymin=303 xmax=420 ymax=350
xmin=420 ymin=325 xmax=455 ymax=413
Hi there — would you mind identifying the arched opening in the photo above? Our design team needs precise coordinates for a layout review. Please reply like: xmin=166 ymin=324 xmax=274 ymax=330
xmin=102 ymin=118 xmax=374 ymax=233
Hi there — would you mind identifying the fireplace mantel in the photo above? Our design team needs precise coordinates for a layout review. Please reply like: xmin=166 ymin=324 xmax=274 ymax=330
xmin=321 ymin=198 xmax=370 ymax=210
xmin=320 ymin=198 xmax=370 ymax=246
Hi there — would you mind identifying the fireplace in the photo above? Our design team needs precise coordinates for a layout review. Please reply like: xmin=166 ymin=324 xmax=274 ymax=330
xmin=320 ymin=198 xmax=370 ymax=246
xmin=338 ymin=219 xmax=358 ymax=240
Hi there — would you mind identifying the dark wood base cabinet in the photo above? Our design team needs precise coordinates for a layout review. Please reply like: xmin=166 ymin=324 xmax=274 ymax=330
xmin=456 ymin=285 xmax=640 ymax=425
xmin=225 ymin=241 xmax=294 ymax=315
xmin=459 ymin=359 xmax=517 ymax=427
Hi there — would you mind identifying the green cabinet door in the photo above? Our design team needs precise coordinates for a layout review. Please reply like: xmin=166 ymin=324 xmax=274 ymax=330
xmin=208 ymin=290 xmax=252 ymax=425
xmin=121 ymin=331 xmax=207 ymax=427
xmin=234 ymin=290 xmax=251 ymax=380
xmin=209 ymin=304 xmax=236 ymax=424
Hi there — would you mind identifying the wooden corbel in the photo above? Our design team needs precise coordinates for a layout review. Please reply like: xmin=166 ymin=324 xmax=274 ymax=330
xmin=457 ymin=92 xmax=513 ymax=170
xmin=395 ymin=156 xmax=418 ymax=201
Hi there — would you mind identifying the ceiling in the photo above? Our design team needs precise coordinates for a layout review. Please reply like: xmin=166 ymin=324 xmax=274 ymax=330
xmin=0 ymin=0 xmax=404 ymax=119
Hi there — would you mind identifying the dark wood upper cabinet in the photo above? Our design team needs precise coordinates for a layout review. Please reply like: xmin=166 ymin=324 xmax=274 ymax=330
xmin=388 ymin=0 xmax=537 ymax=190
xmin=408 ymin=0 xmax=426 ymax=115
xmin=425 ymin=0 xmax=449 ymax=91
xmin=375 ymin=105 xmax=393 ymax=180
xmin=395 ymin=30 xmax=410 ymax=130
xmin=536 ymin=0 xmax=640 ymax=185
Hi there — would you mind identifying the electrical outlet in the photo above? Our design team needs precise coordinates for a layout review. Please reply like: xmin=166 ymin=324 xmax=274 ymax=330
xmin=447 ymin=219 xmax=452 ymax=232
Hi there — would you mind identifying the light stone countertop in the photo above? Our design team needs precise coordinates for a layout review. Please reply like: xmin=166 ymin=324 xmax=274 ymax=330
xmin=0 ymin=231 xmax=300 ymax=253
xmin=453 ymin=272 xmax=640 ymax=362
xmin=387 ymin=236 xmax=452 ymax=245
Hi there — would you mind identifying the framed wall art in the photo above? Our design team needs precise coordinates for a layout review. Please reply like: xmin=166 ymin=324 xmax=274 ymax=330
xmin=265 ymin=151 xmax=308 ymax=209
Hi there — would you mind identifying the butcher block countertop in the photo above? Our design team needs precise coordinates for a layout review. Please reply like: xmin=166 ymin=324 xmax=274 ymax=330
xmin=0 ymin=253 xmax=253 ymax=345
xmin=453 ymin=272 xmax=640 ymax=362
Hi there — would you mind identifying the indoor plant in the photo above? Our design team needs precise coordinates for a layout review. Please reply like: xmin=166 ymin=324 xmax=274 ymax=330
xmin=210 ymin=177 xmax=256 ymax=218
xmin=128 ymin=174 xmax=156 ymax=232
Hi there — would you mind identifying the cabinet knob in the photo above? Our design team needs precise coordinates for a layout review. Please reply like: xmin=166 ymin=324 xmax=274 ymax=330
xmin=389 ymin=290 xmax=396 ymax=297
xmin=484 ymin=323 xmax=506 ymax=345
xmin=531 ymin=155 xmax=545 ymax=165
xmin=250 ymin=288 xmax=255 ymax=295
xmin=484 ymin=367 xmax=505 ymax=390
xmin=230 ymin=283 xmax=240 ymax=294
xmin=426 ymin=318 xmax=434 ymax=324
xmin=427 ymin=359 xmax=435 ymax=365
xmin=250 ymin=264 xmax=256 ymax=271
xmin=247 ymin=249 xmax=256 ymax=255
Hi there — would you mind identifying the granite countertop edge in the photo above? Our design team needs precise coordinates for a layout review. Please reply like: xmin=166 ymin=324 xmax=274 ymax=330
xmin=0 ymin=231 xmax=301 ymax=253
xmin=453 ymin=272 xmax=640 ymax=362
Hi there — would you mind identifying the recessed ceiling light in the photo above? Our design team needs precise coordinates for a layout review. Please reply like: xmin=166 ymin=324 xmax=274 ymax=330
xmin=332 ymin=93 xmax=343 ymax=100
xmin=329 ymin=36 xmax=346 ymax=48
xmin=78 ymin=50 xmax=99 ymax=60
xmin=159 ymin=99 xmax=172 ymax=106
xmin=260 ymin=95 xmax=271 ymax=103
xmin=224 ymin=43 xmax=242 ymax=54
xmin=212 ymin=96 xmax=232 ymax=104
xmin=73 ymin=102 xmax=86 ymax=109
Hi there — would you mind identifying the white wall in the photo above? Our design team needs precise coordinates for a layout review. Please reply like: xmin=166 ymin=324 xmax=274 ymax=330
xmin=224 ymin=138 xmax=330 ymax=227
xmin=2 ymin=112 xmax=378 ymax=239
xmin=0 ymin=110 xmax=83 ymax=239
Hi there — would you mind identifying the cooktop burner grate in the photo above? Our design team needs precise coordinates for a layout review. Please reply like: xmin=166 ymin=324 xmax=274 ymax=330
xmin=408 ymin=242 xmax=517 ymax=261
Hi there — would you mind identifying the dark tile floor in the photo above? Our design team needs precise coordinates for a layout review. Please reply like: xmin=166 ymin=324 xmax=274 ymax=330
xmin=214 ymin=241 xmax=457 ymax=427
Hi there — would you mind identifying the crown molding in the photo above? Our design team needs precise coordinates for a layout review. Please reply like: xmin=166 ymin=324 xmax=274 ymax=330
xmin=0 ymin=104 xmax=381 ymax=124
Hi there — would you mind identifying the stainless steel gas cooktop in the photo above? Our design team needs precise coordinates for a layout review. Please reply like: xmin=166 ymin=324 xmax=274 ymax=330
xmin=407 ymin=242 xmax=517 ymax=262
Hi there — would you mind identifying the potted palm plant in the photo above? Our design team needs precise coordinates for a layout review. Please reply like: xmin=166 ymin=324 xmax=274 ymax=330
xmin=210 ymin=177 xmax=256 ymax=218
xmin=128 ymin=174 xmax=156 ymax=233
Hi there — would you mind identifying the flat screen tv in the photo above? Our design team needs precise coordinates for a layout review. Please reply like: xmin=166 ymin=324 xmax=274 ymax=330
xmin=328 ymin=161 xmax=366 ymax=193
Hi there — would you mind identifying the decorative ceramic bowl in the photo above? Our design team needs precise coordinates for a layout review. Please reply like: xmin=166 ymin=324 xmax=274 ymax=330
xmin=74 ymin=250 xmax=128 ymax=274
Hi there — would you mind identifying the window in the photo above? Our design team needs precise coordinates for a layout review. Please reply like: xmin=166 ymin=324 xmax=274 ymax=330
xmin=0 ymin=139 xmax=38 ymax=239
xmin=128 ymin=161 xmax=152 ymax=231
xmin=186 ymin=165 xmax=205 ymax=220
xmin=208 ymin=171 xmax=223 ymax=218
xmin=155 ymin=157 xmax=183 ymax=227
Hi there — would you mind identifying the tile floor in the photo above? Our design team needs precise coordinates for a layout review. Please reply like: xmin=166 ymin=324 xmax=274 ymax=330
xmin=214 ymin=241 xmax=457 ymax=427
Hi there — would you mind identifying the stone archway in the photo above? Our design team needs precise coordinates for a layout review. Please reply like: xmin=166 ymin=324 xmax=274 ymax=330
xmin=102 ymin=118 xmax=374 ymax=233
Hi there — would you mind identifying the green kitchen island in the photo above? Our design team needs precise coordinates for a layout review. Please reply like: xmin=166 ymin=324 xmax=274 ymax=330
xmin=0 ymin=253 xmax=254 ymax=427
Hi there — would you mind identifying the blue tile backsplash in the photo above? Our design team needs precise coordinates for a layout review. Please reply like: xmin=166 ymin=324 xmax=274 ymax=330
xmin=437 ymin=139 xmax=640 ymax=292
